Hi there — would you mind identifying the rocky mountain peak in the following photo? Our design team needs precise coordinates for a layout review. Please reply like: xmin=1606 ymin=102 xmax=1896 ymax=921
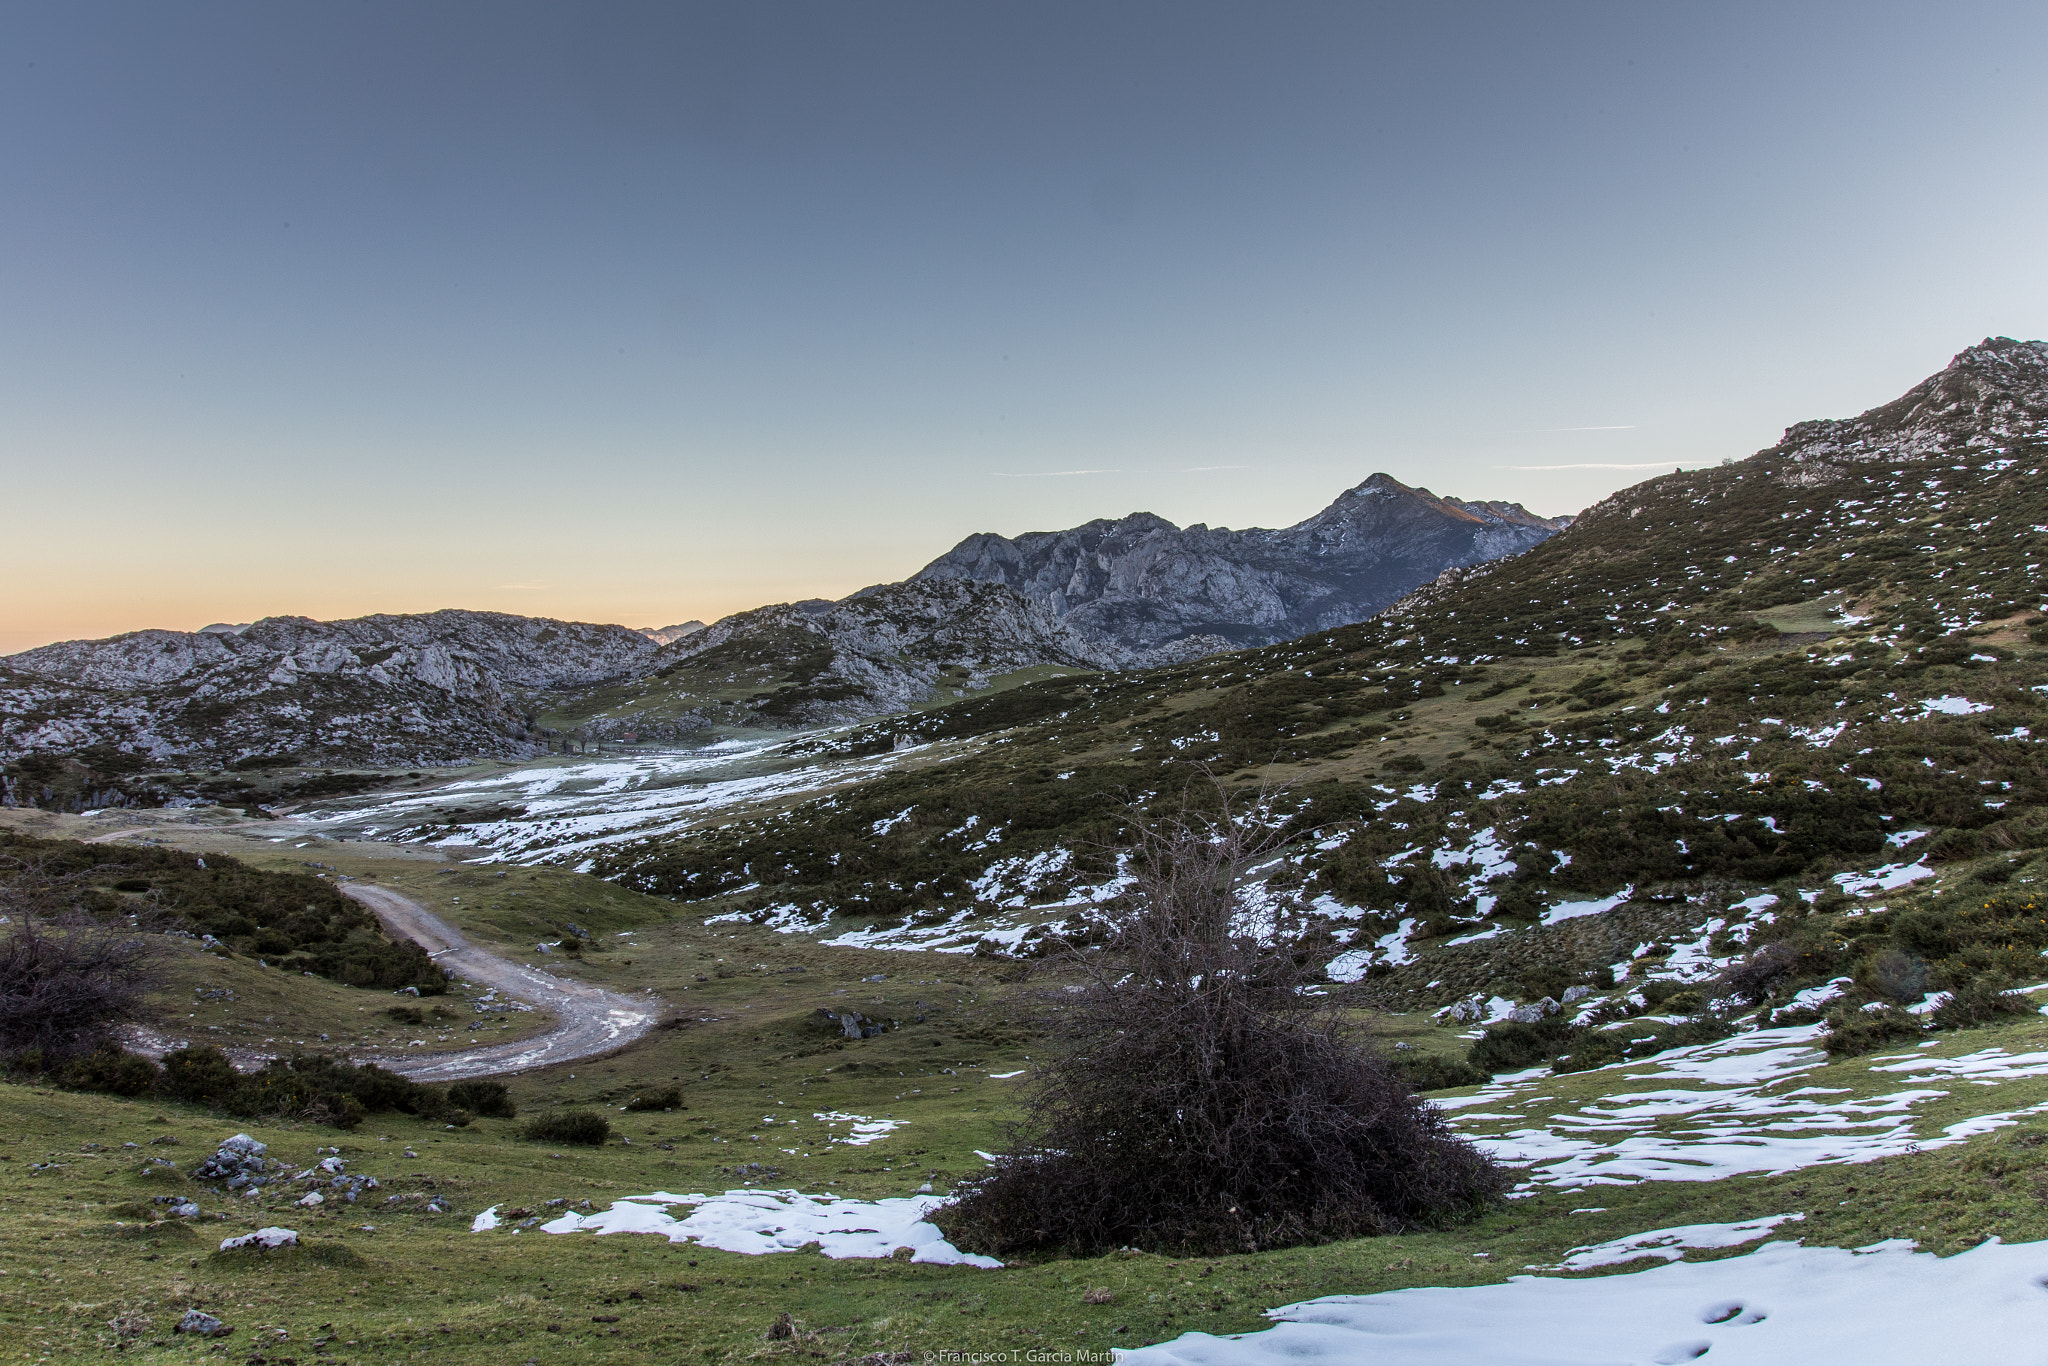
xmin=1766 ymin=335 xmax=2048 ymax=466
xmin=912 ymin=473 xmax=1567 ymax=652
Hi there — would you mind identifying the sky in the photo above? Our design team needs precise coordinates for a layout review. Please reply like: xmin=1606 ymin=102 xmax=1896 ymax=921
xmin=5 ymin=2 xmax=2047 ymax=654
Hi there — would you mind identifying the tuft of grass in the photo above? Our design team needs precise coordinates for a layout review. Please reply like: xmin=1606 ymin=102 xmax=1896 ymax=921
xmin=522 ymin=1109 xmax=611 ymax=1145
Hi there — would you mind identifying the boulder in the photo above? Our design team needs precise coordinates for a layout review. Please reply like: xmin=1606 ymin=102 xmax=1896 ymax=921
xmin=174 ymin=1309 xmax=232 ymax=1338
xmin=219 ymin=1226 xmax=299 ymax=1252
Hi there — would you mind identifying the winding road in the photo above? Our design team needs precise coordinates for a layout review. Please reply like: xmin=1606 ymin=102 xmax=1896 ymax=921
xmin=340 ymin=882 xmax=660 ymax=1082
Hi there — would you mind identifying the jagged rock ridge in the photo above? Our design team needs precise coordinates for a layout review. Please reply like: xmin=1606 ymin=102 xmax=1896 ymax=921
xmin=906 ymin=473 xmax=1570 ymax=653
xmin=0 ymin=610 xmax=660 ymax=769
xmin=1766 ymin=337 xmax=2048 ymax=473
xmin=660 ymin=579 xmax=1135 ymax=728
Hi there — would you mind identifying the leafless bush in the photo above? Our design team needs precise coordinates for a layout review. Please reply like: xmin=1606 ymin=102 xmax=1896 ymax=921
xmin=937 ymin=791 xmax=1508 ymax=1257
xmin=0 ymin=855 xmax=163 ymax=1061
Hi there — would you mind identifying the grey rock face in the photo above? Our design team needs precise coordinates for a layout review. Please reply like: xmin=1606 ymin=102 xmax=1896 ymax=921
xmin=908 ymin=473 xmax=1568 ymax=653
xmin=668 ymin=578 xmax=1131 ymax=728
xmin=0 ymin=609 xmax=657 ymax=767
xmin=1763 ymin=336 xmax=2048 ymax=470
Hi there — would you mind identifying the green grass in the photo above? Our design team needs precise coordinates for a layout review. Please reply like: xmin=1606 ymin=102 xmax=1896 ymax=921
xmin=13 ymin=1006 xmax=2048 ymax=1362
xmin=11 ymin=817 xmax=2048 ymax=1358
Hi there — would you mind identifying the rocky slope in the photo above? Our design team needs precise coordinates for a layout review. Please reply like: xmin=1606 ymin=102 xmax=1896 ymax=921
xmin=1765 ymin=335 xmax=2048 ymax=473
xmin=907 ymin=473 xmax=1570 ymax=653
xmin=532 ymin=337 xmax=2047 ymax=1026
xmin=569 ymin=579 xmax=1158 ymax=736
xmin=0 ymin=610 xmax=661 ymax=773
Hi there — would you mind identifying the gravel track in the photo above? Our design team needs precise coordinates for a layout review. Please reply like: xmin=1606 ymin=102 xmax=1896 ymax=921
xmin=339 ymin=882 xmax=660 ymax=1082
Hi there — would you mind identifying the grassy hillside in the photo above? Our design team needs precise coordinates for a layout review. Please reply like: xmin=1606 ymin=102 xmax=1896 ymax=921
xmin=568 ymin=437 xmax=2043 ymax=1014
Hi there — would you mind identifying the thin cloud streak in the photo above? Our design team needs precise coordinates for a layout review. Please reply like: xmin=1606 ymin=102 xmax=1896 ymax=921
xmin=991 ymin=469 xmax=1121 ymax=478
xmin=991 ymin=464 xmax=1247 ymax=478
xmin=1494 ymin=461 xmax=1710 ymax=471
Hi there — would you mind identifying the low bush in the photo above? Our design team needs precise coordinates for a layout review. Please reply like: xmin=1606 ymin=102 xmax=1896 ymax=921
xmin=1389 ymin=1052 xmax=1488 ymax=1092
xmin=91 ymin=1045 xmax=454 ymax=1129
xmin=448 ymin=1079 xmax=516 ymax=1118
xmin=1473 ymin=1013 xmax=1737 ymax=1075
xmin=1859 ymin=949 xmax=1933 ymax=1004
xmin=938 ymin=802 xmax=1506 ymax=1258
xmin=62 ymin=1043 xmax=161 ymax=1096
xmin=1931 ymin=978 xmax=2035 ymax=1030
xmin=1821 ymin=1004 xmax=1923 ymax=1057
xmin=522 ymin=1110 xmax=610 ymax=1146
xmin=624 ymin=1086 xmax=682 ymax=1112
xmin=1469 ymin=1015 xmax=1574 ymax=1073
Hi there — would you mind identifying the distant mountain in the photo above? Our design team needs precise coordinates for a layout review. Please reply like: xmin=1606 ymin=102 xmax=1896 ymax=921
xmin=583 ymin=335 xmax=2048 ymax=1024
xmin=0 ymin=610 xmax=660 ymax=770
xmin=907 ymin=473 xmax=1569 ymax=653
xmin=652 ymin=579 xmax=1131 ymax=728
xmin=636 ymin=621 xmax=706 ymax=645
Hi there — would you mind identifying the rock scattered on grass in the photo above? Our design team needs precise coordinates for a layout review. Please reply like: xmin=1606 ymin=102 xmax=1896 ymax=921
xmin=219 ymin=1226 xmax=298 ymax=1252
xmin=174 ymin=1309 xmax=231 ymax=1338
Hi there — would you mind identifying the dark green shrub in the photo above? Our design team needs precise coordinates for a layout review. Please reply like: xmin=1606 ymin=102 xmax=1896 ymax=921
xmin=160 ymin=1045 xmax=243 ymax=1106
xmin=386 ymin=1005 xmax=425 ymax=1025
xmin=1469 ymin=1015 xmax=1574 ymax=1074
xmin=448 ymin=1080 xmax=516 ymax=1118
xmin=1931 ymin=978 xmax=2034 ymax=1030
xmin=624 ymin=1086 xmax=682 ymax=1111
xmin=523 ymin=1110 xmax=610 ymax=1146
xmin=1821 ymin=1004 xmax=1922 ymax=1057
xmin=1390 ymin=1051 xmax=1488 ymax=1091
xmin=62 ymin=1045 xmax=160 ymax=1096
xmin=1550 ymin=1030 xmax=1627 ymax=1072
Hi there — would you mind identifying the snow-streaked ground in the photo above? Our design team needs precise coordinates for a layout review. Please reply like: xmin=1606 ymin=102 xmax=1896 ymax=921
xmin=1449 ymin=1026 xmax=2048 ymax=1190
xmin=291 ymin=737 xmax=957 ymax=867
xmin=1114 ymin=1235 xmax=2048 ymax=1365
xmin=471 ymin=1188 xmax=999 ymax=1267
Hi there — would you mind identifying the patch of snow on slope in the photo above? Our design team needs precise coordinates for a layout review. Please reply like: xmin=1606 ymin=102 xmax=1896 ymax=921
xmin=1920 ymin=695 xmax=1992 ymax=716
xmin=481 ymin=1189 xmax=1000 ymax=1266
xmin=1547 ymin=1213 xmax=1805 ymax=1270
xmin=1543 ymin=887 xmax=1632 ymax=926
xmin=1451 ymin=1025 xmax=2048 ymax=1190
xmin=1113 ymin=1236 xmax=2048 ymax=1366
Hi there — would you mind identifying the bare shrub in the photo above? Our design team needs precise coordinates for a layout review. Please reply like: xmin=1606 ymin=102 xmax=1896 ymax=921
xmin=937 ymin=792 xmax=1508 ymax=1257
xmin=0 ymin=856 xmax=162 ymax=1061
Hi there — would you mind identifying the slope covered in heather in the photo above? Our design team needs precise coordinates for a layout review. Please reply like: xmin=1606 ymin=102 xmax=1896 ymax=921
xmin=396 ymin=338 xmax=2048 ymax=1041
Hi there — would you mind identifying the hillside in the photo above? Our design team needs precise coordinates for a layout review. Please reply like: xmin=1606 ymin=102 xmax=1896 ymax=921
xmin=0 ymin=469 xmax=1570 ymax=797
xmin=910 ymin=472 xmax=1569 ymax=652
xmin=354 ymin=338 xmax=2048 ymax=1029
xmin=0 ymin=609 xmax=669 ymax=786
xmin=8 ymin=338 xmax=2048 ymax=1362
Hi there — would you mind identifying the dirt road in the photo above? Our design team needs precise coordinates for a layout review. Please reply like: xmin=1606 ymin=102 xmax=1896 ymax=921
xmin=340 ymin=882 xmax=660 ymax=1082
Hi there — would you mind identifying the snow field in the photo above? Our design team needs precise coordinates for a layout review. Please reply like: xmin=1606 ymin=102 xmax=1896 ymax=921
xmin=1114 ymin=1235 xmax=2048 ymax=1366
xmin=472 ymin=1188 xmax=999 ymax=1267
xmin=1449 ymin=1025 xmax=2048 ymax=1190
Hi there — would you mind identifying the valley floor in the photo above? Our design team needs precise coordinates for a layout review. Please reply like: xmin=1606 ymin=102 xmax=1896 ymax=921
xmin=8 ymin=806 xmax=2048 ymax=1362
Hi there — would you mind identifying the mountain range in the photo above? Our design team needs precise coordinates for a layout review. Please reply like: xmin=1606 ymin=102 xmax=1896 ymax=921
xmin=0 ymin=475 xmax=1568 ymax=785
xmin=5 ymin=336 xmax=2041 ymax=802
xmin=563 ymin=336 xmax=2048 ymax=1014
xmin=904 ymin=473 xmax=1569 ymax=652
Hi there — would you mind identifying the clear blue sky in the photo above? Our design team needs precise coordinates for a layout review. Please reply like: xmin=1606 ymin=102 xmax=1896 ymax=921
xmin=5 ymin=1 xmax=2046 ymax=650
